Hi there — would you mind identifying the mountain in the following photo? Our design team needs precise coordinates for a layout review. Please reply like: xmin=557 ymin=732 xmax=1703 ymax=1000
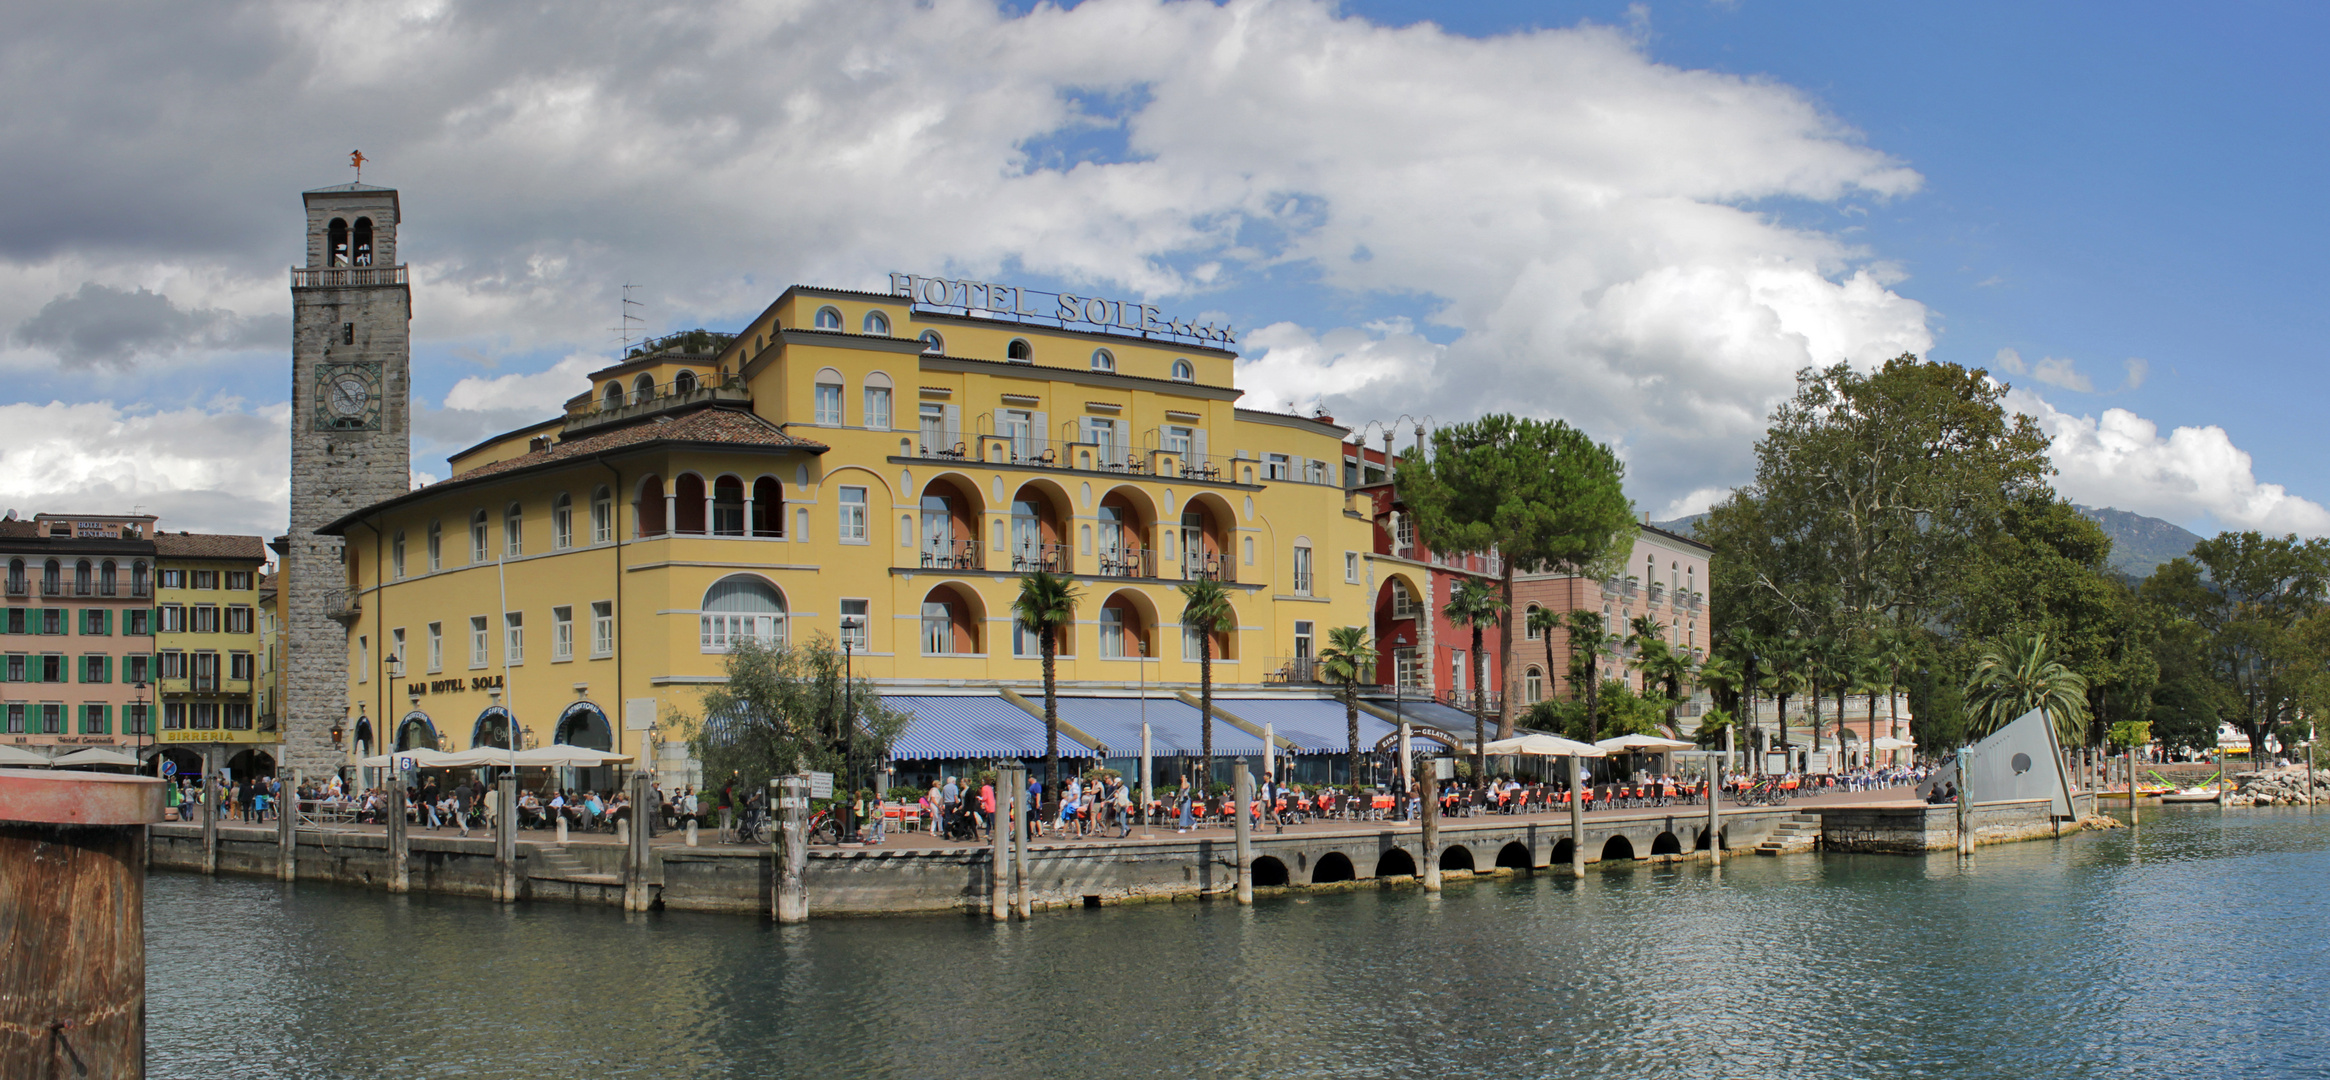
xmin=2072 ymin=504 xmax=2205 ymax=579
xmin=1650 ymin=514 xmax=1705 ymax=538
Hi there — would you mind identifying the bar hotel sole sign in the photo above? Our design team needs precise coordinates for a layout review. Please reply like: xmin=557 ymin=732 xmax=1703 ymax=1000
xmin=890 ymin=273 xmax=1237 ymax=346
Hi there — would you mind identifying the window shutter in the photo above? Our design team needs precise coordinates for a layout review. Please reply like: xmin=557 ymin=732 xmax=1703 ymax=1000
xmin=103 ymin=655 xmax=114 ymax=683
xmin=944 ymin=404 xmax=962 ymax=447
xmin=1031 ymin=412 xmax=1047 ymax=452
xmin=30 ymin=608 xmax=42 ymax=635
xmin=1192 ymin=429 xmax=1208 ymax=465
xmin=101 ymin=704 xmax=113 ymax=733
xmin=102 ymin=609 xmax=114 ymax=635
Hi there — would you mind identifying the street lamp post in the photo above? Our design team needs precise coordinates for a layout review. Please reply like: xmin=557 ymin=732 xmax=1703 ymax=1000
xmin=840 ymin=615 xmax=862 ymax=841
xmin=1390 ymin=630 xmax=1410 ymax=808
xmin=133 ymin=679 xmax=150 ymax=773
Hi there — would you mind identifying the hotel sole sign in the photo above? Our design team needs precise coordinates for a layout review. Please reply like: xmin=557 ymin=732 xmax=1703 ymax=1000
xmin=890 ymin=273 xmax=1236 ymax=346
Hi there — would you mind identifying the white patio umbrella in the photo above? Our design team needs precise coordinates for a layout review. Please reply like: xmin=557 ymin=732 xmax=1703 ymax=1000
xmin=357 ymin=746 xmax=465 ymax=768
xmin=507 ymin=745 xmax=634 ymax=768
xmin=0 ymin=744 xmax=53 ymax=767
xmin=1593 ymin=734 xmax=1695 ymax=752
xmin=1869 ymin=736 xmax=1916 ymax=750
xmin=1483 ymin=733 xmax=1607 ymax=758
xmin=50 ymin=746 xmax=144 ymax=768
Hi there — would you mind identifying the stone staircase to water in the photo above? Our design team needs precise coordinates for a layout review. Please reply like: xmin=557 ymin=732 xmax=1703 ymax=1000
xmin=1755 ymin=813 xmax=1823 ymax=856
xmin=528 ymin=844 xmax=619 ymax=885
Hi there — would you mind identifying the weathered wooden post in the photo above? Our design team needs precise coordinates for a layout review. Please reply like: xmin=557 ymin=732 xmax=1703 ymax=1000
xmin=1956 ymin=747 xmax=1974 ymax=857
xmin=0 ymin=768 xmax=166 ymax=1078
xmin=1234 ymin=763 xmax=1254 ymax=904
xmin=1705 ymin=758 xmax=1723 ymax=867
xmin=1567 ymin=754 xmax=1585 ymax=880
xmin=1420 ymin=764 xmax=1441 ymax=892
xmin=624 ymin=769 xmax=652 ymax=912
xmin=2127 ymin=747 xmax=2139 ymax=827
xmin=277 ymin=768 xmax=299 ymax=881
xmin=991 ymin=767 xmax=1012 ymax=922
xmin=201 ymin=744 xmax=219 ymax=875
xmin=1011 ymin=768 xmax=1031 ymax=920
xmin=1138 ymin=724 xmax=1153 ymax=832
xmin=495 ymin=772 xmax=518 ymax=903
xmin=386 ymin=770 xmax=410 ymax=894
xmin=773 ymin=775 xmax=807 ymax=924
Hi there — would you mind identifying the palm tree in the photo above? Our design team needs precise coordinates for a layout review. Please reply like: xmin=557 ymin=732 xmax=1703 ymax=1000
xmin=1012 ymin=570 xmax=1081 ymax=819
xmin=1444 ymin=578 xmax=1507 ymax=780
xmin=1714 ymin=628 xmax=1764 ymax=756
xmin=1763 ymin=635 xmax=1806 ymax=760
xmin=1850 ymin=654 xmax=1890 ymax=763
xmin=1527 ymin=605 xmax=1563 ymax=714
xmin=1964 ymin=631 xmax=2090 ymax=744
xmin=1318 ymin=626 xmax=1378 ymax=788
xmin=1643 ymin=642 xmax=1696 ymax=738
xmin=1564 ymin=609 xmax=1620 ymax=743
xmin=1801 ymin=635 xmax=1836 ymax=754
xmin=1178 ymin=577 xmax=1237 ymax=789
xmin=1875 ymin=634 xmax=1917 ymax=758
xmin=1626 ymin=615 xmax=1666 ymax=695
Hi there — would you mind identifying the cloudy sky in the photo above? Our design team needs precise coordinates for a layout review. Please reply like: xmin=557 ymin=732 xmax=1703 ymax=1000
xmin=5 ymin=0 xmax=2328 ymax=543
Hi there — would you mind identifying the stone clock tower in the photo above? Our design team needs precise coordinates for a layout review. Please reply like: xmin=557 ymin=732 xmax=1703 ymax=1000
xmin=284 ymin=182 xmax=411 ymax=776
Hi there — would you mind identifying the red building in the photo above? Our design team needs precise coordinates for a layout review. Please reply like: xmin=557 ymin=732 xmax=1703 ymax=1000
xmin=1345 ymin=442 xmax=1508 ymax=717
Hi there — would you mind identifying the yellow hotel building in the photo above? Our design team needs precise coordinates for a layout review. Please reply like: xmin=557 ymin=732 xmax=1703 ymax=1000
xmin=322 ymin=281 xmax=1393 ymax=782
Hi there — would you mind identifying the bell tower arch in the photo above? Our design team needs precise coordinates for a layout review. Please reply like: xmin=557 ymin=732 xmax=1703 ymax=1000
xmin=284 ymin=181 xmax=412 ymax=777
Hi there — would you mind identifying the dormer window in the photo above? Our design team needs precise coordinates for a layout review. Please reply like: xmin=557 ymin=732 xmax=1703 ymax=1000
xmin=863 ymin=311 xmax=890 ymax=335
xmin=1007 ymin=338 xmax=1033 ymax=362
xmin=1090 ymin=348 xmax=1115 ymax=373
xmin=1171 ymin=358 xmax=1194 ymax=381
xmin=815 ymin=306 xmax=843 ymax=331
xmin=919 ymin=330 xmax=944 ymax=355
xmin=672 ymin=370 xmax=698 ymax=394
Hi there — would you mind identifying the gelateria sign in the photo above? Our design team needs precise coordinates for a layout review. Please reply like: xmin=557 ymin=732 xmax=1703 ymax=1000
xmin=889 ymin=273 xmax=1237 ymax=345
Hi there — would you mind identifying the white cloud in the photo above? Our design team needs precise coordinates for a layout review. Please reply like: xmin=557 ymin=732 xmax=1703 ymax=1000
xmin=2011 ymin=388 xmax=2330 ymax=536
xmin=2030 ymin=355 xmax=2094 ymax=393
xmin=0 ymin=400 xmax=290 ymax=538
xmin=1994 ymin=347 xmax=2027 ymax=375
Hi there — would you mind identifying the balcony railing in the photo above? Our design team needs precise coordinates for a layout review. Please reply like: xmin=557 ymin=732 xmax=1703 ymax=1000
xmin=130 ymin=581 xmax=152 ymax=598
xmin=1601 ymin=577 xmax=1622 ymax=599
xmin=918 ymin=542 xmax=985 ymax=572
xmin=1443 ymin=688 xmax=1505 ymax=713
xmin=1178 ymin=551 xmax=1238 ymax=584
xmin=40 ymin=580 xmax=61 ymax=597
xmin=291 ymin=265 xmax=408 ymax=288
xmin=1647 ymin=583 xmax=1665 ymax=606
xmin=564 ymin=376 xmax=753 ymax=435
xmin=1261 ymin=656 xmax=1325 ymax=685
xmin=1006 ymin=541 xmax=1070 ymax=575
xmin=3 ymin=576 xmax=23 ymax=596
xmin=1095 ymin=547 xmax=1156 ymax=580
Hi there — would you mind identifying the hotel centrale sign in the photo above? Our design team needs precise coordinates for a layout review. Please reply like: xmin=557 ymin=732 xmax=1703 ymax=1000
xmin=890 ymin=273 xmax=1237 ymax=345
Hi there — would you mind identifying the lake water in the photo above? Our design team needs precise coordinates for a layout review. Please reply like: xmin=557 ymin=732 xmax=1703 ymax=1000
xmin=146 ymin=806 xmax=2330 ymax=1079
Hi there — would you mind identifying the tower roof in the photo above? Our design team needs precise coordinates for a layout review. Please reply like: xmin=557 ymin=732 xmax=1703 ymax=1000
xmin=302 ymin=182 xmax=399 ymax=216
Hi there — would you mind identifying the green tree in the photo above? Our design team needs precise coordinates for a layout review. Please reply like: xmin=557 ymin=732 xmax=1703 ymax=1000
xmin=1012 ymin=570 xmax=1081 ymax=817
xmin=1178 ymin=577 xmax=1238 ymax=785
xmin=1444 ymin=577 xmax=1508 ymax=779
xmin=1964 ymin=631 xmax=2091 ymax=743
xmin=1872 ymin=633 xmax=1917 ymax=752
xmin=1395 ymin=415 xmax=1634 ymax=739
xmin=1693 ymin=706 xmax=1736 ymax=749
xmin=1762 ymin=635 xmax=1807 ymax=759
xmin=1640 ymin=638 xmax=1695 ymax=738
xmin=1527 ymin=604 xmax=1565 ymax=711
xmin=2143 ymin=534 xmax=2330 ymax=759
xmin=1565 ymin=609 xmax=1621 ymax=743
xmin=1700 ymin=355 xmax=2052 ymax=650
xmin=1318 ymin=625 xmax=1378 ymax=787
xmin=687 ymin=636 xmax=910 ymax=791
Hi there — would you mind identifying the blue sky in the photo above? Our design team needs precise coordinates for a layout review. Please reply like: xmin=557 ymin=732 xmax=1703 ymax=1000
xmin=1 ymin=0 xmax=2324 ymax=538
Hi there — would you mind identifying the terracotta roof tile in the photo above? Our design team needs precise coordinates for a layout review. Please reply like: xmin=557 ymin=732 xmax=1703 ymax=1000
xmin=153 ymin=533 xmax=269 ymax=561
xmin=448 ymin=406 xmax=824 ymax=485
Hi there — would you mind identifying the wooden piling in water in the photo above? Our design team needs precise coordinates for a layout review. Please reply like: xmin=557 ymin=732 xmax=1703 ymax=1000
xmin=0 ymin=767 xmax=166 ymax=1079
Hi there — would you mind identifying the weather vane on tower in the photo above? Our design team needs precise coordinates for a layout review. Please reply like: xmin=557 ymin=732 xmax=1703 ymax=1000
xmin=350 ymin=149 xmax=366 ymax=182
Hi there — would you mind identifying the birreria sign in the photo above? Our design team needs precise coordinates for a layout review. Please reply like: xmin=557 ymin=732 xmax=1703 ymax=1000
xmin=889 ymin=273 xmax=1237 ymax=345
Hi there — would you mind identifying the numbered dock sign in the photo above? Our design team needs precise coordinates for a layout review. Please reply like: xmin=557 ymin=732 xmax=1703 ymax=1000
xmin=399 ymin=756 xmax=416 ymax=772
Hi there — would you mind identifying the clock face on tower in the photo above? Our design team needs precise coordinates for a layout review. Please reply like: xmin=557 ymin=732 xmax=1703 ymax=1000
xmin=315 ymin=362 xmax=384 ymax=431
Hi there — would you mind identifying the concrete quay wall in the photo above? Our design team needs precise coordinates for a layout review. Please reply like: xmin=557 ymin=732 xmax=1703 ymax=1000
xmin=1816 ymin=797 xmax=2090 ymax=854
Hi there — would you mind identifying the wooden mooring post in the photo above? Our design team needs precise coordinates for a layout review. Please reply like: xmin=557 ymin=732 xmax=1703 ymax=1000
xmin=0 ymin=767 xmax=167 ymax=1078
xmin=276 ymin=768 xmax=298 ymax=882
xmin=773 ymin=776 xmax=808 ymax=924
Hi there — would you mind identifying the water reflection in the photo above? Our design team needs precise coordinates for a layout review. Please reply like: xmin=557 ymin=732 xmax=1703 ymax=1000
xmin=148 ymin=807 xmax=2330 ymax=1079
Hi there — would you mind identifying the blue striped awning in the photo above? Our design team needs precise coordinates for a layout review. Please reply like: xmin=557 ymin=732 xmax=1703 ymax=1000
xmin=1367 ymin=698 xmax=1494 ymax=740
xmin=881 ymin=695 xmax=1092 ymax=761
xmin=1209 ymin=697 xmax=1400 ymax=753
xmin=1050 ymin=696 xmax=1262 ymax=756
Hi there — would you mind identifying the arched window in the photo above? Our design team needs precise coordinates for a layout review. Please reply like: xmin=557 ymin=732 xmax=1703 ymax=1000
xmin=41 ymin=560 xmax=59 ymax=594
xmin=99 ymin=560 xmax=116 ymax=595
xmin=470 ymin=511 xmax=488 ymax=563
xmin=700 ymin=575 xmax=786 ymax=651
xmin=504 ymin=502 xmax=524 ymax=556
xmin=1090 ymin=348 xmax=1115 ymax=372
xmin=813 ymin=367 xmax=845 ymax=425
xmin=130 ymin=560 xmax=148 ymax=595
xmin=552 ymin=493 xmax=573 ymax=549
xmin=1526 ymin=667 xmax=1545 ymax=703
xmin=352 ymin=218 xmax=374 ymax=266
xmin=327 ymin=218 xmax=348 ymax=266
xmin=1524 ymin=604 xmax=1542 ymax=639
xmin=815 ymin=306 xmax=843 ymax=330
xmin=637 ymin=476 xmax=667 ymax=537
xmin=863 ymin=310 xmax=890 ymax=335
xmin=74 ymin=560 xmax=91 ymax=594
xmin=6 ymin=558 xmax=21 ymax=595
xmin=603 ymin=383 xmax=625 ymax=409
xmin=633 ymin=373 xmax=656 ymax=400
xmin=1007 ymin=338 xmax=1034 ymax=362
xmin=919 ymin=330 xmax=943 ymax=355
xmin=392 ymin=531 xmax=407 ymax=578
xmin=672 ymin=370 xmax=698 ymax=394
xmin=427 ymin=520 xmax=442 ymax=570
xmin=591 ymin=486 xmax=613 ymax=543
xmin=751 ymin=477 xmax=784 ymax=537
xmin=713 ymin=476 xmax=745 ymax=536
xmin=863 ymin=371 xmax=893 ymax=430
xmin=1171 ymin=358 xmax=1194 ymax=381
xmin=674 ymin=474 xmax=707 ymax=534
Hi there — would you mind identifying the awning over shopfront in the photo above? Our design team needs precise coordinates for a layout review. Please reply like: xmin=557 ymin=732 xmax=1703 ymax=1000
xmin=883 ymin=695 xmax=1080 ymax=761
xmin=1050 ymin=696 xmax=1234 ymax=756
xmin=1207 ymin=697 xmax=1401 ymax=753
